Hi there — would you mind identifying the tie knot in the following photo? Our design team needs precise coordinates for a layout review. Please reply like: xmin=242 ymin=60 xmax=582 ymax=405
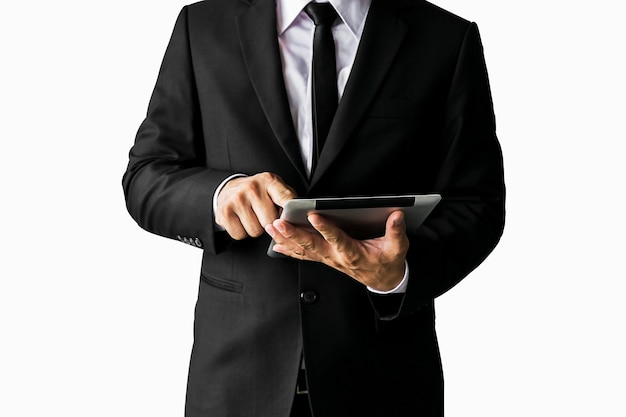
xmin=304 ymin=2 xmax=338 ymax=26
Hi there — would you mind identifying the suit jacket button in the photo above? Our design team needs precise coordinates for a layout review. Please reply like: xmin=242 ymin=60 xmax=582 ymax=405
xmin=183 ymin=237 xmax=190 ymax=245
xmin=194 ymin=238 xmax=203 ymax=248
xmin=301 ymin=290 xmax=318 ymax=304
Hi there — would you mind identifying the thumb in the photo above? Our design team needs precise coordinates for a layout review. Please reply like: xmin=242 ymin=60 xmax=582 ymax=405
xmin=386 ymin=210 xmax=406 ymax=237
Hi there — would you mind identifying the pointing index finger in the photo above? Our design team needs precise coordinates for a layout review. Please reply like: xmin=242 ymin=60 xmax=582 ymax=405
xmin=265 ymin=176 xmax=297 ymax=208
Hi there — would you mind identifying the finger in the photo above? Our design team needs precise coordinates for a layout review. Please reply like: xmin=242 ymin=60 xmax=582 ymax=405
xmin=267 ymin=222 xmax=316 ymax=260
xmin=226 ymin=193 xmax=265 ymax=238
xmin=306 ymin=214 xmax=356 ymax=261
xmin=220 ymin=213 xmax=250 ymax=241
xmin=250 ymin=198 xmax=280 ymax=230
xmin=274 ymin=219 xmax=321 ymax=255
xmin=265 ymin=223 xmax=285 ymax=245
xmin=239 ymin=209 xmax=265 ymax=237
xmin=307 ymin=214 xmax=346 ymax=246
xmin=248 ymin=173 xmax=295 ymax=228
xmin=272 ymin=244 xmax=307 ymax=259
xmin=264 ymin=174 xmax=297 ymax=208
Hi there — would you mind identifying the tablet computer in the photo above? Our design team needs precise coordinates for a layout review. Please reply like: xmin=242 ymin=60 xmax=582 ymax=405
xmin=267 ymin=194 xmax=441 ymax=257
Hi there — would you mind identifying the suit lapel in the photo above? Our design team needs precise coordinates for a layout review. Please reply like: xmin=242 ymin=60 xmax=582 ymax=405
xmin=235 ymin=0 xmax=309 ymax=184
xmin=309 ymin=0 xmax=408 ymax=189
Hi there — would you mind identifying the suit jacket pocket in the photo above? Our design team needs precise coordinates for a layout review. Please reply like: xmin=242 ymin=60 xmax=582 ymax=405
xmin=200 ymin=272 xmax=244 ymax=293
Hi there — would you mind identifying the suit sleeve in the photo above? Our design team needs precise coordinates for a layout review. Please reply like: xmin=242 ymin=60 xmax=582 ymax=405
xmin=373 ymin=22 xmax=505 ymax=321
xmin=122 ymin=7 xmax=233 ymax=254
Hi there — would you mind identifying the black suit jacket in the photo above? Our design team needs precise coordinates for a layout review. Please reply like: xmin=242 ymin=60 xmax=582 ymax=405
xmin=123 ymin=0 xmax=505 ymax=416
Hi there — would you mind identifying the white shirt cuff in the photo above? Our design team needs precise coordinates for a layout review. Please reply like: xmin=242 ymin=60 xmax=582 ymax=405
xmin=367 ymin=261 xmax=409 ymax=294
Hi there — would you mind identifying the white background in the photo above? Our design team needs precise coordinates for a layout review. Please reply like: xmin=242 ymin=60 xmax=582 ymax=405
xmin=1 ymin=1 xmax=624 ymax=415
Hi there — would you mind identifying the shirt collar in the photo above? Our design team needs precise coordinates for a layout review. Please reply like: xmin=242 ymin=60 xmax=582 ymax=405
xmin=276 ymin=0 xmax=372 ymax=39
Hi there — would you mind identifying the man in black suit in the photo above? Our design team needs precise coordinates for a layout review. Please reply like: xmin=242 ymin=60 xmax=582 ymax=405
xmin=123 ymin=0 xmax=505 ymax=416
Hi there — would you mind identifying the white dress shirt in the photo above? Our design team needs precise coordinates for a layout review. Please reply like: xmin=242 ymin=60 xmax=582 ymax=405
xmin=214 ymin=0 xmax=408 ymax=294
xmin=277 ymin=0 xmax=370 ymax=175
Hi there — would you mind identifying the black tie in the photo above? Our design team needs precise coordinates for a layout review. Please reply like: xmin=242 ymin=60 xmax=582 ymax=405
xmin=304 ymin=2 xmax=338 ymax=174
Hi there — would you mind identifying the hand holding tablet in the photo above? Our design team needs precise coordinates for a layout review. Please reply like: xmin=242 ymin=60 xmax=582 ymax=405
xmin=267 ymin=194 xmax=441 ymax=257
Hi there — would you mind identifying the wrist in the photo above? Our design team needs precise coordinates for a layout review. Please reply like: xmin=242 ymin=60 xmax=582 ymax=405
xmin=367 ymin=261 xmax=409 ymax=294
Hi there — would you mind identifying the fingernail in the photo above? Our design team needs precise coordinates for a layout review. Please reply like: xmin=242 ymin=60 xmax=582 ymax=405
xmin=393 ymin=218 xmax=405 ymax=227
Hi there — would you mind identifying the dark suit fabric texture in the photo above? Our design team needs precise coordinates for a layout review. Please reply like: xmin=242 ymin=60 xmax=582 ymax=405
xmin=122 ymin=0 xmax=505 ymax=416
